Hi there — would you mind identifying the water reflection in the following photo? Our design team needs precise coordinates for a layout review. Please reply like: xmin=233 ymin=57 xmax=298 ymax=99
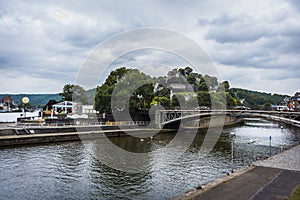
xmin=0 ymin=118 xmax=299 ymax=199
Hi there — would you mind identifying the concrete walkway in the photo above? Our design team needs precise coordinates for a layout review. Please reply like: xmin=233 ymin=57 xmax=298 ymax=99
xmin=255 ymin=144 xmax=300 ymax=171
xmin=180 ymin=144 xmax=300 ymax=200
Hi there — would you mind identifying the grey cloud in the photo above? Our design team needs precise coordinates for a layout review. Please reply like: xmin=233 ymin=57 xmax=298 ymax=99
xmin=198 ymin=14 xmax=238 ymax=26
xmin=204 ymin=19 xmax=271 ymax=44
xmin=0 ymin=0 xmax=299 ymax=94
xmin=288 ymin=0 xmax=300 ymax=12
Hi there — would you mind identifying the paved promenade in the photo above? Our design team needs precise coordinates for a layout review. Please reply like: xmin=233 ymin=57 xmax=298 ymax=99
xmin=255 ymin=144 xmax=300 ymax=171
xmin=180 ymin=144 xmax=300 ymax=200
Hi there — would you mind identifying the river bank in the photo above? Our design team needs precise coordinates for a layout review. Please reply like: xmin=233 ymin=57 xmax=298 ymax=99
xmin=178 ymin=144 xmax=300 ymax=200
xmin=0 ymin=128 xmax=167 ymax=146
xmin=175 ymin=117 xmax=300 ymax=200
xmin=0 ymin=117 xmax=243 ymax=146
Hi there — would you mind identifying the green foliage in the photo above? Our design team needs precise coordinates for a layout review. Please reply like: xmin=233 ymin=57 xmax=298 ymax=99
xmin=197 ymin=91 xmax=211 ymax=107
xmin=104 ymin=67 xmax=129 ymax=86
xmin=184 ymin=66 xmax=193 ymax=75
xmin=95 ymin=84 xmax=113 ymax=113
xmin=171 ymin=94 xmax=180 ymax=108
xmin=230 ymin=88 xmax=287 ymax=109
xmin=217 ymin=81 xmax=230 ymax=92
xmin=153 ymin=76 xmax=167 ymax=85
xmin=0 ymin=94 xmax=62 ymax=108
xmin=226 ymin=92 xmax=237 ymax=108
xmin=61 ymin=84 xmax=88 ymax=104
xmin=150 ymin=96 xmax=170 ymax=107
xmin=171 ymin=94 xmax=189 ymax=109
xmin=198 ymin=78 xmax=209 ymax=92
xmin=155 ymin=87 xmax=170 ymax=97
xmin=211 ymin=92 xmax=226 ymax=109
xmin=95 ymin=67 xmax=130 ymax=113
xmin=290 ymin=185 xmax=300 ymax=200
xmin=94 ymin=67 xmax=154 ymax=113
xmin=196 ymin=91 xmax=234 ymax=109
xmin=85 ymin=88 xmax=97 ymax=104
xmin=203 ymin=75 xmax=218 ymax=90
xmin=93 ymin=66 xmax=288 ymax=115
xmin=263 ymin=102 xmax=272 ymax=111
xmin=187 ymin=73 xmax=197 ymax=85
xmin=223 ymin=81 xmax=230 ymax=91
xmin=185 ymin=96 xmax=199 ymax=109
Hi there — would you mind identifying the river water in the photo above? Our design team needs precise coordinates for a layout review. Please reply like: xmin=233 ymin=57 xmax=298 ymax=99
xmin=0 ymin=118 xmax=299 ymax=200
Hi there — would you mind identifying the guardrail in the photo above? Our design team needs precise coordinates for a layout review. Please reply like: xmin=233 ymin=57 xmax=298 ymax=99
xmin=156 ymin=109 xmax=300 ymax=126
xmin=18 ymin=120 xmax=150 ymax=128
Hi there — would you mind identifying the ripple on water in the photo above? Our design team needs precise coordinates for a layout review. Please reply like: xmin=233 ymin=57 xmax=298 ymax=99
xmin=0 ymin=120 xmax=299 ymax=199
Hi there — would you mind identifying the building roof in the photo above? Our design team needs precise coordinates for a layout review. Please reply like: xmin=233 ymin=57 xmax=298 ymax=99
xmin=52 ymin=101 xmax=74 ymax=108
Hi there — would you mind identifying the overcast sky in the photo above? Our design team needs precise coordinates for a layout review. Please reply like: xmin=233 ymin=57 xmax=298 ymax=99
xmin=0 ymin=0 xmax=299 ymax=95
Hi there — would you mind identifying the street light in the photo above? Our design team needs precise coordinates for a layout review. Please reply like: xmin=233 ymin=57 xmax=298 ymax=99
xmin=22 ymin=97 xmax=30 ymax=118
xmin=230 ymin=132 xmax=236 ymax=173
xmin=269 ymin=136 xmax=272 ymax=156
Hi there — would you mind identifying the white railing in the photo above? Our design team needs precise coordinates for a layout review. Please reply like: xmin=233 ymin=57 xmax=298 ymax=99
xmin=157 ymin=109 xmax=300 ymax=125
xmin=18 ymin=120 xmax=150 ymax=128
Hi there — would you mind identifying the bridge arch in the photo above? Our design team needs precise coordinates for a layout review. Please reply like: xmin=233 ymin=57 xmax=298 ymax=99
xmin=154 ymin=110 xmax=300 ymax=129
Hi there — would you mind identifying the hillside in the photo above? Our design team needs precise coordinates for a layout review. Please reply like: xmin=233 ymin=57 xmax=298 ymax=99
xmin=0 ymin=87 xmax=289 ymax=109
xmin=86 ymin=88 xmax=97 ymax=104
xmin=0 ymin=89 xmax=97 ymax=107
xmin=230 ymin=88 xmax=288 ymax=109
xmin=0 ymin=94 xmax=63 ymax=107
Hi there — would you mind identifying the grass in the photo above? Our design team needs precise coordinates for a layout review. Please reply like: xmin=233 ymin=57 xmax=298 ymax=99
xmin=290 ymin=185 xmax=300 ymax=200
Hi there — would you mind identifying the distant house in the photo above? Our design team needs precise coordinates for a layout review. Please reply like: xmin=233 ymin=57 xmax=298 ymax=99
xmin=1 ymin=96 xmax=17 ymax=111
xmin=2 ymin=96 xmax=14 ymax=105
xmin=52 ymin=101 xmax=74 ymax=114
xmin=289 ymin=92 xmax=300 ymax=111
xmin=44 ymin=99 xmax=59 ymax=111
xmin=51 ymin=101 xmax=98 ymax=118
xmin=166 ymin=69 xmax=196 ymax=100
xmin=277 ymin=92 xmax=300 ymax=111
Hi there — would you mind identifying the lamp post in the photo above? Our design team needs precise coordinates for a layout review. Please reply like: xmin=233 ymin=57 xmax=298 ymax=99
xmin=269 ymin=136 xmax=272 ymax=156
xmin=230 ymin=132 xmax=236 ymax=173
xmin=22 ymin=97 xmax=29 ymax=118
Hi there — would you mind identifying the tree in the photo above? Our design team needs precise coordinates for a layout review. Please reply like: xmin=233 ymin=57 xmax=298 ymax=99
xmin=94 ymin=67 xmax=154 ymax=114
xmin=226 ymin=92 xmax=237 ymax=109
xmin=186 ymin=96 xmax=198 ymax=108
xmin=61 ymin=84 xmax=88 ymax=104
xmin=155 ymin=87 xmax=170 ymax=98
xmin=211 ymin=93 xmax=226 ymax=109
xmin=171 ymin=94 xmax=180 ymax=108
xmin=222 ymin=81 xmax=230 ymax=92
xmin=184 ymin=66 xmax=193 ymax=76
xmin=263 ymin=102 xmax=272 ymax=111
xmin=94 ymin=84 xmax=113 ymax=113
xmin=198 ymin=78 xmax=209 ymax=92
xmin=187 ymin=73 xmax=197 ymax=85
xmin=95 ymin=68 xmax=130 ymax=113
xmin=229 ymin=88 xmax=286 ymax=109
xmin=150 ymin=96 xmax=170 ymax=107
xmin=197 ymin=91 xmax=211 ymax=108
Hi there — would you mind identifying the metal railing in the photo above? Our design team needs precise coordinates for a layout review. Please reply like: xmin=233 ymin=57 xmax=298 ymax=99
xmin=156 ymin=109 xmax=300 ymax=125
xmin=18 ymin=120 xmax=150 ymax=128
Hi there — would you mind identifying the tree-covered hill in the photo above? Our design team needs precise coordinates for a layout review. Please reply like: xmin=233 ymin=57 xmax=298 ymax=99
xmin=0 ymin=94 xmax=63 ymax=107
xmin=230 ymin=88 xmax=288 ymax=109
xmin=1 ymin=68 xmax=289 ymax=111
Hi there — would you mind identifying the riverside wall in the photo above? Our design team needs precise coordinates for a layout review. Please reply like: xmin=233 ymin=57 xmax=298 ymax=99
xmin=0 ymin=115 xmax=243 ymax=146
xmin=0 ymin=128 xmax=164 ymax=146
